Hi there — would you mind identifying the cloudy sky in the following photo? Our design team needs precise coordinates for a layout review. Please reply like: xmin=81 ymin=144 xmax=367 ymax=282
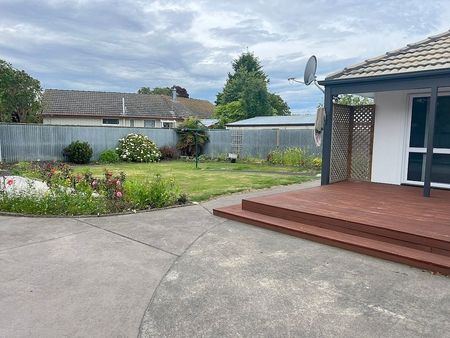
xmin=1 ymin=0 xmax=450 ymax=114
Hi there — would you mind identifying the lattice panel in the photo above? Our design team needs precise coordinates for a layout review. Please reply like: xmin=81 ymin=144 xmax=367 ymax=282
xmin=231 ymin=129 xmax=243 ymax=155
xmin=350 ymin=105 xmax=375 ymax=181
xmin=330 ymin=104 xmax=351 ymax=183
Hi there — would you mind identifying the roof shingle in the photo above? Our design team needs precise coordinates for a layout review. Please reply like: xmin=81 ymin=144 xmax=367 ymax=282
xmin=42 ymin=89 xmax=215 ymax=119
xmin=326 ymin=30 xmax=450 ymax=81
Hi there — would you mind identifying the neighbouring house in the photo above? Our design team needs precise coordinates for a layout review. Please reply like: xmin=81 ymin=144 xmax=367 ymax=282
xmin=319 ymin=30 xmax=450 ymax=196
xmin=225 ymin=114 xmax=315 ymax=130
xmin=42 ymin=89 xmax=215 ymax=128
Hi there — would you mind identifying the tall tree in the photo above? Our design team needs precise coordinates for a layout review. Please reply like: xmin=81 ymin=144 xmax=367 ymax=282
xmin=137 ymin=85 xmax=189 ymax=98
xmin=215 ymin=52 xmax=290 ymax=127
xmin=269 ymin=93 xmax=291 ymax=116
xmin=0 ymin=60 xmax=42 ymax=123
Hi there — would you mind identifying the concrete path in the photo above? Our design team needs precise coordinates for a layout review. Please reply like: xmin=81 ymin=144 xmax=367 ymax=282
xmin=0 ymin=180 xmax=449 ymax=337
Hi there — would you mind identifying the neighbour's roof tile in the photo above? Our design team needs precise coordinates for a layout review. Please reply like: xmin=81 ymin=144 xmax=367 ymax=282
xmin=326 ymin=30 xmax=450 ymax=81
xmin=42 ymin=89 xmax=215 ymax=119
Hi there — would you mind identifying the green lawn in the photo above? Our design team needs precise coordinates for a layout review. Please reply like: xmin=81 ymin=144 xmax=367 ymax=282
xmin=73 ymin=160 xmax=319 ymax=202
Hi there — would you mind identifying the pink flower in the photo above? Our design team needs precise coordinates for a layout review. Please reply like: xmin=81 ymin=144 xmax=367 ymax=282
xmin=91 ymin=180 xmax=98 ymax=188
xmin=115 ymin=180 xmax=121 ymax=187
xmin=115 ymin=191 xmax=123 ymax=198
xmin=6 ymin=179 xmax=14 ymax=186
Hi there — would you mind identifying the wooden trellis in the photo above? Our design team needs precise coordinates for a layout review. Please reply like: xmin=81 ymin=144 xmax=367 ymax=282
xmin=330 ymin=104 xmax=375 ymax=183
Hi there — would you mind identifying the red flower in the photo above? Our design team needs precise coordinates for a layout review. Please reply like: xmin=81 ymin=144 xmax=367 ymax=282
xmin=6 ymin=178 xmax=14 ymax=186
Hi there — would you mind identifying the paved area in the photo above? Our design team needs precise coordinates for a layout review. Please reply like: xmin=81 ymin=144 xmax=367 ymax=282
xmin=1 ymin=180 xmax=449 ymax=337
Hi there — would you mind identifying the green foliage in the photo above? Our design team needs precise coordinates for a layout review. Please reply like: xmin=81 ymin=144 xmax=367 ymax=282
xmin=159 ymin=146 xmax=179 ymax=160
xmin=0 ymin=59 xmax=42 ymax=123
xmin=99 ymin=149 xmax=120 ymax=164
xmin=213 ymin=101 xmax=246 ymax=128
xmin=335 ymin=94 xmax=373 ymax=106
xmin=124 ymin=174 xmax=182 ymax=209
xmin=137 ymin=85 xmax=189 ymax=98
xmin=267 ymin=147 xmax=320 ymax=169
xmin=0 ymin=190 xmax=109 ymax=215
xmin=176 ymin=117 xmax=209 ymax=156
xmin=116 ymin=133 xmax=161 ymax=162
xmin=215 ymin=52 xmax=290 ymax=127
xmin=63 ymin=141 xmax=93 ymax=164
xmin=269 ymin=93 xmax=291 ymax=116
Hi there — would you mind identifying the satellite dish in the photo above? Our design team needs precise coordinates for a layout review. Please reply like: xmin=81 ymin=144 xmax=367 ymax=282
xmin=304 ymin=55 xmax=317 ymax=85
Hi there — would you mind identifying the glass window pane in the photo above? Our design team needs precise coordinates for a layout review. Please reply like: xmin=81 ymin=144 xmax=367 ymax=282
xmin=407 ymin=152 xmax=424 ymax=182
xmin=410 ymin=97 xmax=428 ymax=148
xmin=144 ymin=120 xmax=155 ymax=128
xmin=434 ymin=96 xmax=450 ymax=148
xmin=431 ymin=154 xmax=450 ymax=184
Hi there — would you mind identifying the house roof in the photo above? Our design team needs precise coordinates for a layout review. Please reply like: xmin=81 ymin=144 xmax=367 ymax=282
xmin=325 ymin=30 xmax=450 ymax=81
xmin=226 ymin=114 xmax=316 ymax=127
xmin=200 ymin=118 xmax=219 ymax=127
xmin=177 ymin=97 xmax=215 ymax=119
xmin=42 ymin=89 xmax=215 ymax=119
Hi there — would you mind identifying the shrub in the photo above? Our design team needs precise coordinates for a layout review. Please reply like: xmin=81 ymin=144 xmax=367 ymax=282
xmin=99 ymin=149 xmax=120 ymax=164
xmin=159 ymin=146 xmax=179 ymax=160
xmin=116 ymin=133 xmax=161 ymax=162
xmin=176 ymin=117 xmax=209 ymax=156
xmin=312 ymin=157 xmax=322 ymax=169
xmin=124 ymin=174 xmax=182 ymax=209
xmin=63 ymin=141 xmax=93 ymax=164
xmin=267 ymin=147 xmax=315 ymax=167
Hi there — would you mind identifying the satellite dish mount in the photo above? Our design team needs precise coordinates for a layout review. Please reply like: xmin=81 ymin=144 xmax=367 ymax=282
xmin=303 ymin=55 xmax=324 ymax=94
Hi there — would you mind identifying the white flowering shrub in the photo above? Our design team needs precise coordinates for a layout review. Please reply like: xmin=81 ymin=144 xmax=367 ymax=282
xmin=116 ymin=134 xmax=161 ymax=162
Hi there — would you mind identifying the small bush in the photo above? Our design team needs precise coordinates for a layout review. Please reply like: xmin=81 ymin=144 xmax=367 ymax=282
xmin=312 ymin=157 xmax=322 ymax=169
xmin=159 ymin=146 xmax=179 ymax=160
xmin=124 ymin=174 xmax=181 ymax=209
xmin=267 ymin=147 xmax=316 ymax=168
xmin=116 ymin=133 xmax=161 ymax=162
xmin=63 ymin=141 xmax=93 ymax=164
xmin=99 ymin=149 xmax=120 ymax=164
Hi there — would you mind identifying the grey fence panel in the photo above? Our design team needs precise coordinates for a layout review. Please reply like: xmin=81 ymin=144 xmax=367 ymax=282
xmin=278 ymin=129 xmax=321 ymax=155
xmin=0 ymin=124 xmax=177 ymax=162
xmin=204 ymin=130 xmax=232 ymax=156
xmin=0 ymin=124 xmax=321 ymax=162
xmin=240 ymin=129 xmax=278 ymax=158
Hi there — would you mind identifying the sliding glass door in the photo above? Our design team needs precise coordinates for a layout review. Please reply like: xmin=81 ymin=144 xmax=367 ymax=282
xmin=406 ymin=95 xmax=450 ymax=188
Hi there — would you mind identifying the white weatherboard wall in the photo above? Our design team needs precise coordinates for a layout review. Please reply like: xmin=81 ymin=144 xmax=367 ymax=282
xmin=371 ymin=91 xmax=409 ymax=185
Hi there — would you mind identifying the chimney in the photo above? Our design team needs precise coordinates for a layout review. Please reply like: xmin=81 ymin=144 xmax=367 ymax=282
xmin=122 ymin=97 xmax=126 ymax=115
xmin=171 ymin=86 xmax=177 ymax=102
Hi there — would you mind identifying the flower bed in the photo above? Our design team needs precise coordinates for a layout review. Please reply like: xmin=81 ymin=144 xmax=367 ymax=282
xmin=0 ymin=161 xmax=186 ymax=216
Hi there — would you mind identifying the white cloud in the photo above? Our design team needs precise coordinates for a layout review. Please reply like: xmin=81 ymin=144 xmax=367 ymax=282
xmin=1 ymin=0 xmax=449 ymax=113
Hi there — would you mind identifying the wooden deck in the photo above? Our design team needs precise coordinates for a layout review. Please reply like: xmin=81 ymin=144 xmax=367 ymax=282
xmin=213 ymin=181 xmax=450 ymax=275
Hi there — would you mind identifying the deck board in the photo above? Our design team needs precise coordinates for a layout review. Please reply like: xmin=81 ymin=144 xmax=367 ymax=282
xmin=213 ymin=181 xmax=450 ymax=274
xmin=244 ymin=181 xmax=450 ymax=242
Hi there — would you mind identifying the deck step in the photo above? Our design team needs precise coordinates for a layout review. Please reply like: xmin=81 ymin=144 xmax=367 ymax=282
xmin=242 ymin=199 xmax=450 ymax=255
xmin=213 ymin=204 xmax=450 ymax=275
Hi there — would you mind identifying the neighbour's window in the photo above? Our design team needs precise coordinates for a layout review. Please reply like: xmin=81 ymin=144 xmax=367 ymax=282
xmin=144 ymin=120 xmax=156 ymax=128
xmin=162 ymin=122 xmax=175 ymax=129
xmin=103 ymin=118 xmax=119 ymax=125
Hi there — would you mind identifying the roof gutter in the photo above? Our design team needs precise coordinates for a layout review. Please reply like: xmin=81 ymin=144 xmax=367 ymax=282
xmin=319 ymin=68 xmax=450 ymax=86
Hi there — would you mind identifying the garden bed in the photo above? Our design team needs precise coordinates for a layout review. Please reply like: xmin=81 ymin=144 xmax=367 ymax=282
xmin=0 ymin=160 xmax=319 ymax=216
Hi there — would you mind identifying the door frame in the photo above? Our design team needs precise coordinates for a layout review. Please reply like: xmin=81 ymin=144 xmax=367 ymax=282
xmin=402 ymin=92 xmax=450 ymax=188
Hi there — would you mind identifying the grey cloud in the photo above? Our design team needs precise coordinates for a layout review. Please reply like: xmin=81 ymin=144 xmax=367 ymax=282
xmin=1 ymin=0 xmax=449 ymax=113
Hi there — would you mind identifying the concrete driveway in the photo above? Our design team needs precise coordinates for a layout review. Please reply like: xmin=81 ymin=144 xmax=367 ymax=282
xmin=0 ymin=180 xmax=449 ymax=338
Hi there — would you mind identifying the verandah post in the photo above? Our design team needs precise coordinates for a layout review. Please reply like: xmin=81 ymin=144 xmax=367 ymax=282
xmin=321 ymin=86 xmax=333 ymax=185
xmin=423 ymin=85 xmax=438 ymax=197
